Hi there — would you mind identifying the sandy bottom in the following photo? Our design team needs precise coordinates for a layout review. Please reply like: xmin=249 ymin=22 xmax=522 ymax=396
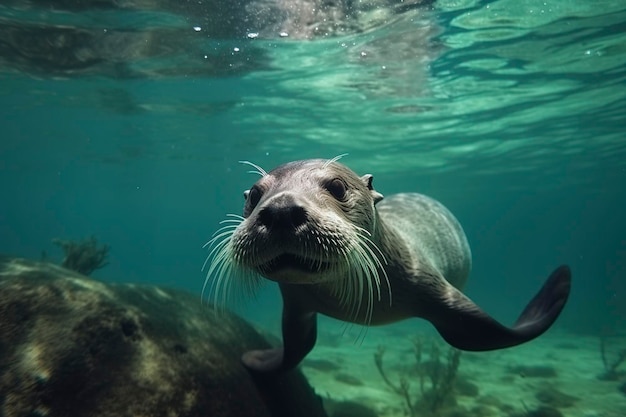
xmin=297 ymin=319 xmax=626 ymax=417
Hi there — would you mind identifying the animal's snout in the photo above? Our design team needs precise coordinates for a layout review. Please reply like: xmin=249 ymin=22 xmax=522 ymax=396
xmin=258 ymin=193 xmax=308 ymax=230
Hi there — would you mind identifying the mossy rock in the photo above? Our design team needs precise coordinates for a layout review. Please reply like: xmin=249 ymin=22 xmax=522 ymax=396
xmin=0 ymin=257 xmax=326 ymax=417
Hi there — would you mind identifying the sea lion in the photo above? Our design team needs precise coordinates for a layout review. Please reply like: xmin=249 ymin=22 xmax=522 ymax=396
xmin=204 ymin=157 xmax=571 ymax=373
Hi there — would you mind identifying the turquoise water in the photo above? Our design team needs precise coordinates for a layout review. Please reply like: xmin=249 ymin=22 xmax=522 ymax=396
xmin=1 ymin=0 xmax=625 ymax=344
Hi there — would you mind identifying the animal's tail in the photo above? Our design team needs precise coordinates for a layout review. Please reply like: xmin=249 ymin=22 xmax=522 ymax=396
xmin=428 ymin=265 xmax=571 ymax=351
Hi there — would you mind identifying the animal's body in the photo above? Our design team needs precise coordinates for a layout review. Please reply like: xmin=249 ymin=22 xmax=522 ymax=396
xmin=205 ymin=158 xmax=571 ymax=373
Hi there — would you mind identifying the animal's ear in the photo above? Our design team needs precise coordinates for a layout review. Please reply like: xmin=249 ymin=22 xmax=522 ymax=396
xmin=361 ymin=174 xmax=384 ymax=204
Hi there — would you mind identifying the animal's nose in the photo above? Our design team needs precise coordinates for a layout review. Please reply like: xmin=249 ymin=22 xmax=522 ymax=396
xmin=258 ymin=194 xmax=307 ymax=229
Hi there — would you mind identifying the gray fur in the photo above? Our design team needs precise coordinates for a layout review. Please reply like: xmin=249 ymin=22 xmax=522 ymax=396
xmin=207 ymin=159 xmax=571 ymax=373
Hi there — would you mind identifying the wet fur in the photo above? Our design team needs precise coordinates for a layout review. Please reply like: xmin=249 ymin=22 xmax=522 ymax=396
xmin=204 ymin=159 xmax=572 ymax=373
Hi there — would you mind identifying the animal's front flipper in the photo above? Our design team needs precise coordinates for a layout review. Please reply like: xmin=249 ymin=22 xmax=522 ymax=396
xmin=242 ymin=287 xmax=317 ymax=373
xmin=425 ymin=265 xmax=571 ymax=351
xmin=242 ymin=348 xmax=286 ymax=372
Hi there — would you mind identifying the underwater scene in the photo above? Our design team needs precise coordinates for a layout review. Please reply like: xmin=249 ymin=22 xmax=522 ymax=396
xmin=1 ymin=0 xmax=625 ymax=416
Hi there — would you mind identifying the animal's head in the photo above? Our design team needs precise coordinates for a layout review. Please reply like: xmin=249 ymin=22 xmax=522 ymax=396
xmin=203 ymin=157 xmax=388 ymax=320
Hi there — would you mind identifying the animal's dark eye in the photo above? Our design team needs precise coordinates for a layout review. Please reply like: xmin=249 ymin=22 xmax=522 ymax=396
xmin=246 ymin=186 xmax=262 ymax=208
xmin=325 ymin=178 xmax=347 ymax=201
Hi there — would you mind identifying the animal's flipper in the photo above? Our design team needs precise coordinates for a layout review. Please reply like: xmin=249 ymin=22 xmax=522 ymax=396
xmin=242 ymin=286 xmax=317 ymax=373
xmin=426 ymin=265 xmax=571 ymax=351
xmin=242 ymin=348 xmax=286 ymax=372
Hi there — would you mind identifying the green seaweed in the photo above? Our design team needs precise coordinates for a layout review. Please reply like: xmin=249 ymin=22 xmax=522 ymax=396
xmin=374 ymin=336 xmax=461 ymax=416
xmin=52 ymin=235 xmax=110 ymax=276
xmin=597 ymin=333 xmax=626 ymax=381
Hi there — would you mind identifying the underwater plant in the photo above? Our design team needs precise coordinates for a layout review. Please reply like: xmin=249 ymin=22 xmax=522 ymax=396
xmin=374 ymin=336 xmax=461 ymax=416
xmin=597 ymin=333 xmax=626 ymax=381
xmin=52 ymin=235 xmax=110 ymax=276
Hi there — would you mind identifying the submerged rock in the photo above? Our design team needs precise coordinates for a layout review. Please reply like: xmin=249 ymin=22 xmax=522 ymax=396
xmin=325 ymin=399 xmax=379 ymax=417
xmin=508 ymin=364 xmax=558 ymax=378
xmin=535 ymin=385 xmax=579 ymax=408
xmin=524 ymin=406 xmax=564 ymax=417
xmin=0 ymin=256 xmax=327 ymax=417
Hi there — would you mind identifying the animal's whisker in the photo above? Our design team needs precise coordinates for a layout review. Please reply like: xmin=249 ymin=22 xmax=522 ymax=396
xmin=202 ymin=215 xmax=262 ymax=309
xmin=239 ymin=160 xmax=268 ymax=177
xmin=324 ymin=226 xmax=387 ymax=335
xmin=355 ymin=227 xmax=391 ymax=305
xmin=323 ymin=153 xmax=349 ymax=169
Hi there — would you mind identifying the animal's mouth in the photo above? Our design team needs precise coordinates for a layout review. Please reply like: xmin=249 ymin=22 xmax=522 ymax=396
xmin=258 ymin=253 xmax=331 ymax=275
